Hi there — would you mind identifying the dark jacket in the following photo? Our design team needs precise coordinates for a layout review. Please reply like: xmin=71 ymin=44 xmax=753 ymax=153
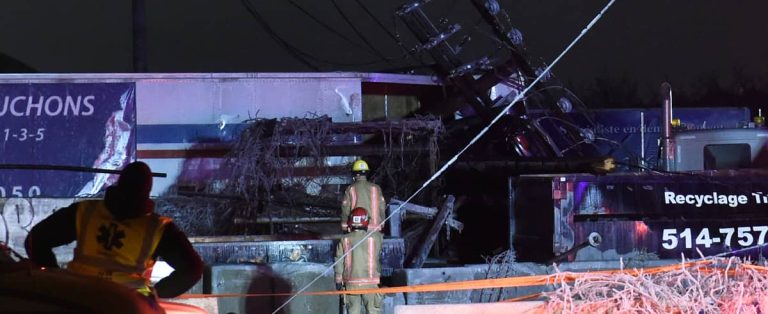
xmin=25 ymin=188 xmax=203 ymax=298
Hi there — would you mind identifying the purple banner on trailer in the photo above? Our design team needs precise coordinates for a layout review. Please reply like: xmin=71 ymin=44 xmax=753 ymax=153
xmin=571 ymin=107 xmax=751 ymax=168
xmin=0 ymin=83 xmax=136 ymax=197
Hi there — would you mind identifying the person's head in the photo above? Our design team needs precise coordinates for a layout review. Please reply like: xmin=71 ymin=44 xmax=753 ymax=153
xmin=106 ymin=161 xmax=154 ymax=219
xmin=117 ymin=161 xmax=153 ymax=198
xmin=351 ymin=159 xmax=369 ymax=178
xmin=347 ymin=207 xmax=369 ymax=231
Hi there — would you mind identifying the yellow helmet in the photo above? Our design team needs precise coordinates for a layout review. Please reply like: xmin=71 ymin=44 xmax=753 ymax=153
xmin=352 ymin=160 xmax=369 ymax=173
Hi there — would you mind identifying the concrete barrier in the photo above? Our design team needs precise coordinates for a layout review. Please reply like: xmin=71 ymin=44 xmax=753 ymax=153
xmin=394 ymin=301 xmax=547 ymax=314
xmin=390 ymin=263 xmax=548 ymax=304
xmin=207 ymin=263 xmax=336 ymax=314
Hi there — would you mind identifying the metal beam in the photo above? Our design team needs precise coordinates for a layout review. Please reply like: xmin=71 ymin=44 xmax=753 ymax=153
xmin=407 ymin=195 xmax=455 ymax=268
xmin=390 ymin=198 xmax=463 ymax=231
xmin=233 ymin=216 xmax=340 ymax=224
xmin=0 ymin=164 xmax=166 ymax=177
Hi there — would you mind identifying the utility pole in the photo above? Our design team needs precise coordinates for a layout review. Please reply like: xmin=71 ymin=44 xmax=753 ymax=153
xmin=396 ymin=1 xmax=495 ymax=116
xmin=132 ymin=0 xmax=148 ymax=72
xmin=396 ymin=0 xmax=599 ymax=158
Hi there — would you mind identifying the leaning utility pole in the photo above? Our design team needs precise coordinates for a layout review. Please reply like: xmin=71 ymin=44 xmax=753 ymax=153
xmin=396 ymin=0 xmax=598 ymax=158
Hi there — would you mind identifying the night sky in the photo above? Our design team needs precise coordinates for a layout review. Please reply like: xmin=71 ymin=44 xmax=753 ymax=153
xmin=1 ymin=0 xmax=767 ymax=102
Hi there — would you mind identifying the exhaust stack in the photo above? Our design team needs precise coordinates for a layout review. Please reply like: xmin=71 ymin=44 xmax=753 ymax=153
xmin=660 ymin=82 xmax=675 ymax=171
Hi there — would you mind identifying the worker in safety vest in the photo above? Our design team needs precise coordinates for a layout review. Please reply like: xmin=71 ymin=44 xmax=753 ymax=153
xmin=341 ymin=160 xmax=386 ymax=232
xmin=335 ymin=207 xmax=383 ymax=314
xmin=25 ymin=161 xmax=203 ymax=310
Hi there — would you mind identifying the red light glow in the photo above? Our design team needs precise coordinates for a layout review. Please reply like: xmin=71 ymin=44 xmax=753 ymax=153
xmin=634 ymin=221 xmax=650 ymax=238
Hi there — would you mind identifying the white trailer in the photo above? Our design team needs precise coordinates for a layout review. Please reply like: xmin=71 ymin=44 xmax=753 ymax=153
xmin=0 ymin=72 xmax=438 ymax=196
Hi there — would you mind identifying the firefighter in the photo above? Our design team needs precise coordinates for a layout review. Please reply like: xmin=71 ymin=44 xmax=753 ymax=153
xmin=335 ymin=207 xmax=383 ymax=314
xmin=25 ymin=161 xmax=204 ymax=310
xmin=341 ymin=159 xmax=387 ymax=232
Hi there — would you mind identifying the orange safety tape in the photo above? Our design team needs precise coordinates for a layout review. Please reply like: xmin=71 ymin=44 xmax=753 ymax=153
xmin=502 ymin=293 xmax=543 ymax=302
xmin=175 ymin=259 xmax=768 ymax=299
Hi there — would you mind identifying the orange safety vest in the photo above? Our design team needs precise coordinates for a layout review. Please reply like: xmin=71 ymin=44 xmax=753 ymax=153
xmin=67 ymin=200 xmax=170 ymax=296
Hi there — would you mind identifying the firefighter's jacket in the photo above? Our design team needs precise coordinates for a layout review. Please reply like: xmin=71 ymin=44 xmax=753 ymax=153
xmin=341 ymin=177 xmax=387 ymax=232
xmin=334 ymin=230 xmax=383 ymax=287
xmin=66 ymin=200 xmax=170 ymax=296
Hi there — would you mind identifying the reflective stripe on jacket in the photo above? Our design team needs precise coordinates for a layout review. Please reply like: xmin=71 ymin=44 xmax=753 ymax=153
xmin=67 ymin=200 xmax=170 ymax=295
xmin=341 ymin=177 xmax=387 ymax=231
xmin=334 ymin=230 xmax=382 ymax=287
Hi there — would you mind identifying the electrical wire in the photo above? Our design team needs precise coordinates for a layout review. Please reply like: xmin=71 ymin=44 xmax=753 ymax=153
xmin=271 ymin=1 xmax=618 ymax=313
xmin=241 ymin=0 xmax=403 ymax=68
xmin=241 ymin=0 xmax=320 ymax=70
xmin=353 ymin=0 xmax=428 ymax=69
xmin=535 ymin=115 xmax=653 ymax=167
xmin=0 ymin=164 xmax=166 ymax=177
xmin=329 ymin=0 xmax=396 ymax=66
xmin=286 ymin=0 xmax=382 ymax=60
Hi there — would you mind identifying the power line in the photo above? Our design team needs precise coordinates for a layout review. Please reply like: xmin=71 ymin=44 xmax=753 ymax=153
xmin=329 ymin=0 xmax=395 ymax=66
xmin=286 ymin=0 xmax=379 ymax=58
xmin=272 ymin=0 xmax=619 ymax=312
xmin=241 ymin=0 xmax=320 ymax=71
xmin=241 ymin=0 xmax=402 ymax=69
xmin=353 ymin=0 xmax=408 ymax=46
xmin=353 ymin=0 xmax=427 ymax=69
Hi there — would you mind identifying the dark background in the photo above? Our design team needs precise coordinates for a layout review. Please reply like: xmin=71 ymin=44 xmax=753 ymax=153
xmin=1 ymin=0 xmax=767 ymax=107
xmin=3 ymin=0 xmax=767 ymax=264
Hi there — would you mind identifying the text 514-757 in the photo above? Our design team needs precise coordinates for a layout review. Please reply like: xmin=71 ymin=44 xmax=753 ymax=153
xmin=0 ymin=186 xmax=42 ymax=198
xmin=662 ymin=227 xmax=768 ymax=250
xmin=2 ymin=128 xmax=45 ymax=142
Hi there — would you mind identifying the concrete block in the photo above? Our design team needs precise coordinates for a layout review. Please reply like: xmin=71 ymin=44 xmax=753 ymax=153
xmin=194 ymin=238 xmax=404 ymax=276
xmin=195 ymin=240 xmax=333 ymax=265
xmin=393 ymin=263 xmax=552 ymax=305
xmin=383 ymin=293 xmax=406 ymax=314
xmin=208 ymin=262 xmax=336 ymax=314
xmin=395 ymin=301 xmax=547 ymax=314
xmin=381 ymin=238 xmax=404 ymax=277
xmin=470 ymin=263 xmax=549 ymax=302
xmin=186 ymin=276 xmax=204 ymax=295
xmin=162 ymin=300 xmax=216 ymax=314
xmin=392 ymin=266 xmax=481 ymax=305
